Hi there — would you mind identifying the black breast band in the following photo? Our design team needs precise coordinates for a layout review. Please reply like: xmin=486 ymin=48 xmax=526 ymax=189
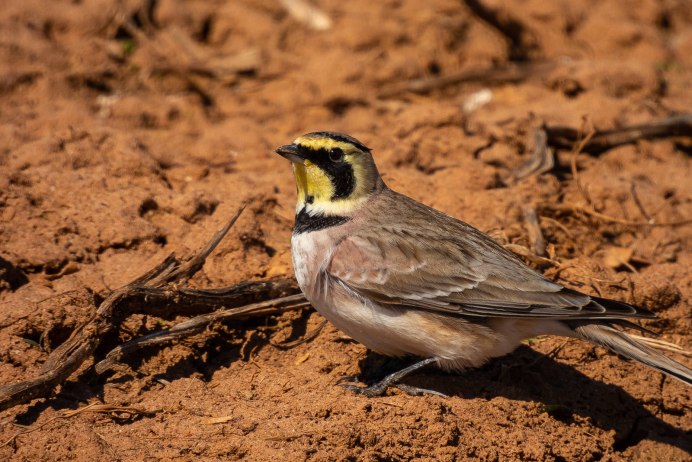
xmin=293 ymin=207 xmax=350 ymax=234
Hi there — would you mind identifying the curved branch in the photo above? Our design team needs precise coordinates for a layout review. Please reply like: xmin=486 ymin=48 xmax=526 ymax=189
xmin=0 ymin=205 xmax=250 ymax=412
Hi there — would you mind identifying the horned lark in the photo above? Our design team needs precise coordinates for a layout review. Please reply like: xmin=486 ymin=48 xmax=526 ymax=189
xmin=276 ymin=131 xmax=692 ymax=396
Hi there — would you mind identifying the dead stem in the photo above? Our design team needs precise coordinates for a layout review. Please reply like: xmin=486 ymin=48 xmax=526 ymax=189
xmin=378 ymin=61 xmax=555 ymax=97
xmin=630 ymin=183 xmax=653 ymax=223
xmin=0 ymin=202 xmax=308 ymax=412
xmin=545 ymin=113 xmax=692 ymax=155
xmin=510 ymin=127 xmax=555 ymax=182
xmin=522 ymin=205 xmax=547 ymax=257
xmin=95 ymin=295 xmax=309 ymax=374
xmin=560 ymin=205 xmax=692 ymax=228
xmin=569 ymin=116 xmax=597 ymax=209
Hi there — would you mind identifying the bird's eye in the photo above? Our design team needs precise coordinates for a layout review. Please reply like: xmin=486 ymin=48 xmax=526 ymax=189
xmin=328 ymin=147 xmax=344 ymax=162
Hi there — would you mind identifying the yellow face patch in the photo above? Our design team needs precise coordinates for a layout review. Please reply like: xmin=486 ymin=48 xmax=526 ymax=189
xmin=286 ymin=133 xmax=381 ymax=217
xmin=292 ymin=157 xmax=373 ymax=216
xmin=292 ymin=160 xmax=334 ymax=209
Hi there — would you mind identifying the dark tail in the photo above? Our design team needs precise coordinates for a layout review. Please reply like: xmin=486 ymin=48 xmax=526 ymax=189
xmin=569 ymin=322 xmax=692 ymax=386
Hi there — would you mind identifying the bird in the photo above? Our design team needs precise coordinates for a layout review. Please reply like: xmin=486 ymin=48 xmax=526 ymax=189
xmin=275 ymin=131 xmax=692 ymax=397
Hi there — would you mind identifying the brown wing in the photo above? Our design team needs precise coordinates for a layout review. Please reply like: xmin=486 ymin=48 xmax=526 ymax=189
xmin=327 ymin=190 xmax=652 ymax=320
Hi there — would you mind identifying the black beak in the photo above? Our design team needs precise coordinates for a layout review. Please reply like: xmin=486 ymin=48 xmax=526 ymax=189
xmin=275 ymin=144 xmax=305 ymax=164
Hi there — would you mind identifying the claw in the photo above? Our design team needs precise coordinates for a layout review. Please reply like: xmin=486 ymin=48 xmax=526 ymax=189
xmin=336 ymin=374 xmax=360 ymax=385
xmin=394 ymin=383 xmax=447 ymax=398
xmin=338 ymin=381 xmax=389 ymax=397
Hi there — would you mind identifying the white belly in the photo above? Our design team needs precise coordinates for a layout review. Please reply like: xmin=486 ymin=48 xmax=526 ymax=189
xmin=291 ymin=231 xmax=414 ymax=356
xmin=290 ymin=231 xmax=565 ymax=370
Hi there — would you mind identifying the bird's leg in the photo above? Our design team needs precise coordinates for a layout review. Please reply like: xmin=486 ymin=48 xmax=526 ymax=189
xmin=338 ymin=357 xmax=446 ymax=397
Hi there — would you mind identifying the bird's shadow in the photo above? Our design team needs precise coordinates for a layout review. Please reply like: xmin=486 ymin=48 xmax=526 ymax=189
xmin=9 ymin=319 xmax=691 ymax=456
xmin=355 ymin=346 xmax=691 ymax=453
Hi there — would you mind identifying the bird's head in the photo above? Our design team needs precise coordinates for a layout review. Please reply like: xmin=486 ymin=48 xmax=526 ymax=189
xmin=275 ymin=132 xmax=384 ymax=217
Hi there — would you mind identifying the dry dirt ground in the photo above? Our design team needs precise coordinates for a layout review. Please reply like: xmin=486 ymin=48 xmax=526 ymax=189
xmin=1 ymin=0 xmax=691 ymax=460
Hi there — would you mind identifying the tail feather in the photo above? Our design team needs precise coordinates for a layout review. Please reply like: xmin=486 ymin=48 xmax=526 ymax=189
xmin=571 ymin=323 xmax=692 ymax=385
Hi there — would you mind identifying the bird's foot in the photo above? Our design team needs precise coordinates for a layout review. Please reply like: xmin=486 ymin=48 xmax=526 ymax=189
xmin=338 ymin=380 xmax=389 ymax=397
xmin=337 ymin=357 xmax=445 ymax=398
xmin=338 ymin=379 xmax=446 ymax=398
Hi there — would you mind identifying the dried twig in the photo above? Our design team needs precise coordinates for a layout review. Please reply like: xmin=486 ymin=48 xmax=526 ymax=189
xmin=522 ymin=206 xmax=546 ymax=257
xmin=546 ymin=114 xmax=692 ymax=155
xmin=95 ymin=294 xmax=309 ymax=374
xmin=504 ymin=243 xmax=559 ymax=268
xmin=510 ymin=127 xmax=554 ymax=182
xmin=630 ymin=183 xmax=653 ymax=223
xmin=539 ymin=215 xmax=574 ymax=239
xmin=537 ymin=115 xmax=692 ymax=228
xmin=0 ymin=206 xmax=241 ymax=411
xmin=571 ymin=206 xmax=692 ymax=227
xmin=512 ymin=114 xmax=691 ymax=183
xmin=569 ymin=117 xmax=597 ymax=208
xmin=0 ymin=203 xmax=308 ymax=412
xmin=542 ymin=204 xmax=692 ymax=228
xmin=378 ymin=61 xmax=555 ymax=97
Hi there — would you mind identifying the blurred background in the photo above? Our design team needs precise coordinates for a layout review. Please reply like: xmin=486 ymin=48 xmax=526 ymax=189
xmin=1 ymin=0 xmax=691 ymax=460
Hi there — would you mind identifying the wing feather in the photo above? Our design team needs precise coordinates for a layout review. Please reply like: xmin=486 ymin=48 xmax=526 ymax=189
xmin=326 ymin=191 xmax=653 ymax=320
